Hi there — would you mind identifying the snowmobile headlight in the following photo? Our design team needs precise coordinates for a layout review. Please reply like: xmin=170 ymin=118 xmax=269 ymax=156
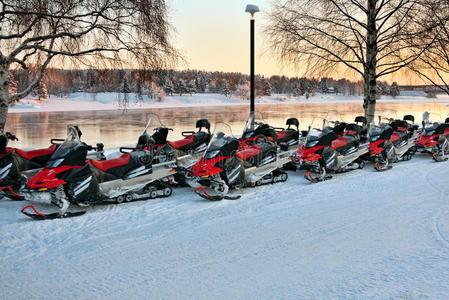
xmin=369 ymin=135 xmax=380 ymax=142
xmin=204 ymin=150 xmax=220 ymax=159
xmin=305 ymin=140 xmax=319 ymax=148
xmin=46 ymin=158 xmax=64 ymax=168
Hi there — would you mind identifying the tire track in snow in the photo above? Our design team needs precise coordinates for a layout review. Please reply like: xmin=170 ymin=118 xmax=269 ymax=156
xmin=424 ymin=159 xmax=449 ymax=248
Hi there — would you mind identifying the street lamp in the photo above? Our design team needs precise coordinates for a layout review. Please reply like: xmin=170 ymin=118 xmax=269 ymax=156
xmin=245 ymin=4 xmax=259 ymax=128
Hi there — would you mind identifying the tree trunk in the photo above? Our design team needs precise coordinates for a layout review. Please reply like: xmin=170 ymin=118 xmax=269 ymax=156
xmin=0 ymin=57 xmax=9 ymax=133
xmin=364 ymin=0 xmax=378 ymax=124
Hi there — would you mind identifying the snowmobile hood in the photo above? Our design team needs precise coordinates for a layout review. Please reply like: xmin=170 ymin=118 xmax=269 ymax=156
xmin=369 ymin=139 xmax=385 ymax=155
xmin=27 ymin=165 xmax=81 ymax=189
xmin=415 ymin=134 xmax=438 ymax=147
xmin=293 ymin=145 xmax=325 ymax=162
xmin=191 ymin=156 xmax=227 ymax=177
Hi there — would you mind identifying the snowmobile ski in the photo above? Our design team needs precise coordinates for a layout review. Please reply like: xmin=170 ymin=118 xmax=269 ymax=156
xmin=21 ymin=205 xmax=86 ymax=220
xmin=194 ymin=186 xmax=241 ymax=201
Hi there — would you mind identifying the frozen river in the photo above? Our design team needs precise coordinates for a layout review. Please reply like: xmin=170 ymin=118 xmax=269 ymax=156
xmin=5 ymin=101 xmax=449 ymax=149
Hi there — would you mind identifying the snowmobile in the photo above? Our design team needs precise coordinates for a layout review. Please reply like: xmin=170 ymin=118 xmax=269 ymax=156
xmin=291 ymin=115 xmax=369 ymax=183
xmin=414 ymin=112 xmax=449 ymax=161
xmin=368 ymin=115 xmax=419 ymax=171
xmin=242 ymin=116 xmax=302 ymax=151
xmin=187 ymin=118 xmax=292 ymax=200
xmin=21 ymin=122 xmax=176 ymax=220
xmin=0 ymin=128 xmax=104 ymax=200
xmin=150 ymin=115 xmax=211 ymax=168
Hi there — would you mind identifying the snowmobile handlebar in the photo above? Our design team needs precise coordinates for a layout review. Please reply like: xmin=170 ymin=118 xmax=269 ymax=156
xmin=5 ymin=132 xmax=18 ymax=141
xmin=154 ymin=127 xmax=173 ymax=131
xmin=50 ymin=138 xmax=65 ymax=145
xmin=182 ymin=131 xmax=196 ymax=136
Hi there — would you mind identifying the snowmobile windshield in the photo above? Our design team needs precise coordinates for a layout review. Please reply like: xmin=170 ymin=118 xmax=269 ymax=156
xmin=242 ymin=112 xmax=268 ymax=139
xmin=305 ymin=118 xmax=328 ymax=147
xmin=368 ymin=123 xmax=390 ymax=142
xmin=422 ymin=112 xmax=442 ymax=128
xmin=144 ymin=113 xmax=165 ymax=134
xmin=46 ymin=127 xmax=83 ymax=168
xmin=205 ymin=123 xmax=238 ymax=159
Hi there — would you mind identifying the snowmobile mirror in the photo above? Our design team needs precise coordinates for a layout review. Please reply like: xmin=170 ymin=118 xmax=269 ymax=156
xmin=286 ymin=118 xmax=299 ymax=129
xmin=403 ymin=115 xmax=415 ymax=123
xmin=196 ymin=119 xmax=211 ymax=133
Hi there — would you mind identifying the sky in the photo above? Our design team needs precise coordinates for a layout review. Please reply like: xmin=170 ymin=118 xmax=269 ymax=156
xmin=169 ymin=0 xmax=293 ymax=76
xmin=168 ymin=0 xmax=424 ymax=85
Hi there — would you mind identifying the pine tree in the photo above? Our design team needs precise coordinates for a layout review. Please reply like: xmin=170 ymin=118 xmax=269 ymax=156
xmin=121 ymin=77 xmax=131 ymax=93
xmin=262 ymin=77 xmax=272 ymax=96
xmin=390 ymin=82 xmax=400 ymax=98
xmin=187 ymin=79 xmax=196 ymax=95
xmin=163 ymin=79 xmax=174 ymax=96
xmin=37 ymin=81 xmax=49 ymax=101
xmin=222 ymin=80 xmax=230 ymax=97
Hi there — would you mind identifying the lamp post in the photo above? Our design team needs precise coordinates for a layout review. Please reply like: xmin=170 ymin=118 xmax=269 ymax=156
xmin=245 ymin=4 xmax=259 ymax=128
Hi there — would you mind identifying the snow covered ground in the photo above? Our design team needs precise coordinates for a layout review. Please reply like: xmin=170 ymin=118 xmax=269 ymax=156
xmin=9 ymin=91 xmax=449 ymax=113
xmin=1 ymin=154 xmax=449 ymax=299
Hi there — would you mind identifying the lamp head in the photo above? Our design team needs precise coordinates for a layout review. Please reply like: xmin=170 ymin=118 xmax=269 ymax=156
xmin=245 ymin=4 xmax=259 ymax=17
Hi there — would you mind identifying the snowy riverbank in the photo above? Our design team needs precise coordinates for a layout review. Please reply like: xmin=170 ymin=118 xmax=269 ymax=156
xmin=1 ymin=154 xmax=449 ymax=299
xmin=9 ymin=91 xmax=449 ymax=113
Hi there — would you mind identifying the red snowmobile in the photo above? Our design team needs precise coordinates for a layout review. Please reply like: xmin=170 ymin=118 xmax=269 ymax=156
xmin=150 ymin=115 xmax=211 ymax=167
xmin=188 ymin=116 xmax=294 ymax=200
xmin=291 ymin=115 xmax=368 ymax=183
xmin=414 ymin=112 xmax=449 ymax=161
xmin=368 ymin=115 xmax=419 ymax=171
xmin=21 ymin=122 xmax=176 ymax=220
xmin=0 ymin=129 xmax=103 ymax=200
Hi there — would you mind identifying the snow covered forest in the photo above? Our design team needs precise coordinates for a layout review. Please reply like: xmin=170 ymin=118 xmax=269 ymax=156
xmin=8 ymin=68 xmax=403 ymax=102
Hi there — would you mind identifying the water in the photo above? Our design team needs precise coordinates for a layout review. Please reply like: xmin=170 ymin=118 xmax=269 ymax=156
xmin=5 ymin=101 xmax=449 ymax=149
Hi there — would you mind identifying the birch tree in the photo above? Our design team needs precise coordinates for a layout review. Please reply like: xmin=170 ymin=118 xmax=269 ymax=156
xmin=408 ymin=0 xmax=449 ymax=94
xmin=0 ymin=0 xmax=177 ymax=132
xmin=266 ymin=0 xmax=434 ymax=122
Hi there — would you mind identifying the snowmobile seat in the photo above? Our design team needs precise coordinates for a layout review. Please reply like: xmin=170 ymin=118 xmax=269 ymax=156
xmin=445 ymin=117 xmax=449 ymax=124
xmin=168 ymin=135 xmax=195 ymax=149
xmin=196 ymin=119 xmax=211 ymax=133
xmin=91 ymin=153 xmax=131 ymax=172
xmin=15 ymin=144 xmax=58 ymax=161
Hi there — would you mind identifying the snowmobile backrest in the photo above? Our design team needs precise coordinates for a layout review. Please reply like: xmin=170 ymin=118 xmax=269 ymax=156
xmin=445 ymin=117 xmax=449 ymax=124
xmin=390 ymin=120 xmax=409 ymax=130
xmin=333 ymin=122 xmax=347 ymax=135
xmin=286 ymin=118 xmax=299 ymax=130
xmin=152 ymin=127 xmax=169 ymax=145
xmin=354 ymin=116 xmax=367 ymax=126
xmin=196 ymin=119 xmax=211 ymax=133
xmin=403 ymin=115 xmax=415 ymax=123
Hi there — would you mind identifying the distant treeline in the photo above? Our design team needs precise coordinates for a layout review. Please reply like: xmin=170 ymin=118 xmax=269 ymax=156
xmin=9 ymin=69 xmax=401 ymax=100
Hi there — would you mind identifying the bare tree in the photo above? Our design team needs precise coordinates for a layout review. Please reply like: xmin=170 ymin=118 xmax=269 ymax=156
xmin=0 ymin=0 xmax=178 ymax=132
xmin=266 ymin=0 xmax=434 ymax=122
xmin=408 ymin=0 xmax=449 ymax=94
